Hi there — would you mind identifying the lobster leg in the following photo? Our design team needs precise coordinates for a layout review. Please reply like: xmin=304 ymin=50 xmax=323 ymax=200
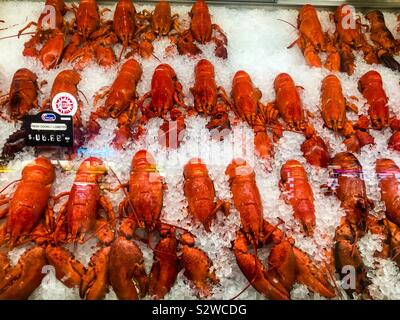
xmin=203 ymin=200 xmax=230 ymax=232
xmin=52 ymin=191 xmax=70 ymax=203
xmin=18 ymin=21 xmax=37 ymax=37
xmin=93 ymin=86 xmax=111 ymax=106
xmin=99 ymin=195 xmax=116 ymax=228
xmin=53 ymin=201 xmax=68 ymax=244
xmin=171 ymin=14 xmax=181 ymax=33
xmin=44 ymin=205 xmax=55 ymax=232
xmin=118 ymin=196 xmax=128 ymax=217
xmin=217 ymin=86 xmax=232 ymax=108
xmin=173 ymin=82 xmax=186 ymax=108
xmin=112 ymin=101 xmax=138 ymax=149
xmin=138 ymin=92 xmax=152 ymax=116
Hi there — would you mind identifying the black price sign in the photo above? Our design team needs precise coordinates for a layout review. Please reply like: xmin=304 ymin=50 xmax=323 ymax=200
xmin=23 ymin=111 xmax=73 ymax=147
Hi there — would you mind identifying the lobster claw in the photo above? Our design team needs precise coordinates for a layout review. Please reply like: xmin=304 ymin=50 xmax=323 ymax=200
xmin=148 ymin=233 xmax=180 ymax=299
xmin=232 ymin=231 xmax=290 ymax=300
xmin=266 ymin=240 xmax=296 ymax=292
xmin=334 ymin=239 xmax=367 ymax=295
xmin=293 ymin=247 xmax=336 ymax=298
xmin=109 ymin=237 xmax=147 ymax=300
xmin=179 ymin=233 xmax=219 ymax=297
xmin=388 ymin=131 xmax=400 ymax=152
xmin=384 ymin=219 xmax=400 ymax=268
xmin=300 ymin=134 xmax=330 ymax=168
xmin=0 ymin=247 xmax=46 ymax=300
xmin=80 ymin=246 xmax=111 ymax=300
xmin=45 ymin=245 xmax=86 ymax=288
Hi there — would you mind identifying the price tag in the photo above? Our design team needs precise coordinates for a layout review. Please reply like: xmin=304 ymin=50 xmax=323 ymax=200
xmin=23 ymin=111 xmax=73 ymax=147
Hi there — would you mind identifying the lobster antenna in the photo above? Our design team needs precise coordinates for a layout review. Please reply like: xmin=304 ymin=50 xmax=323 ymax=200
xmin=0 ymin=31 xmax=36 ymax=40
xmin=108 ymin=165 xmax=142 ymax=228
xmin=0 ymin=179 xmax=21 ymax=194
xmin=78 ymin=89 xmax=89 ymax=104
xmin=152 ymin=53 xmax=161 ymax=63
xmin=118 ymin=45 xmax=126 ymax=62
xmin=156 ymin=220 xmax=193 ymax=235
xmin=0 ymin=23 xmax=18 ymax=31
xmin=277 ymin=18 xmax=297 ymax=30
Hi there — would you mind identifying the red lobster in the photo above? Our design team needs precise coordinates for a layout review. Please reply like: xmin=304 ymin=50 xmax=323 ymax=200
xmin=88 ymin=59 xmax=142 ymax=149
xmin=366 ymin=10 xmax=400 ymax=72
xmin=141 ymin=0 xmax=180 ymax=37
xmin=112 ymin=0 xmax=153 ymax=59
xmin=357 ymin=70 xmax=400 ymax=151
xmin=290 ymin=4 xmax=340 ymax=71
xmin=115 ymin=150 xmax=219 ymax=299
xmin=0 ymin=157 xmax=55 ymax=248
xmin=0 ymin=68 xmax=40 ymax=162
xmin=64 ymin=0 xmax=117 ymax=70
xmin=226 ymin=158 xmax=336 ymax=299
xmin=138 ymin=0 xmax=181 ymax=58
xmin=0 ymin=68 xmax=39 ymax=120
xmin=266 ymin=73 xmax=330 ymax=168
xmin=327 ymin=152 xmax=372 ymax=296
xmin=230 ymin=70 xmax=274 ymax=165
xmin=279 ymin=160 xmax=315 ymax=236
xmin=190 ymin=59 xmax=231 ymax=136
xmin=376 ymin=158 xmax=400 ymax=226
xmin=41 ymin=157 xmax=116 ymax=298
xmin=176 ymin=0 xmax=227 ymax=59
xmin=331 ymin=4 xmax=378 ymax=75
xmin=52 ymin=157 xmax=115 ymax=245
xmin=18 ymin=0 xmax=68 ymax=69
xmin=321 ymin=74 xmax=373 ymax=152
xmin=183 ymin=158 xmax=229 ymax=231
xmin=139 ymin=64 xmax=186 ymax=149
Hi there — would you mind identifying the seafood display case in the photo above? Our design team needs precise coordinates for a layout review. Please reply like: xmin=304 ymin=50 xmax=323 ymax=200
xmin=0 ymin=0 xmax=400 ymax=301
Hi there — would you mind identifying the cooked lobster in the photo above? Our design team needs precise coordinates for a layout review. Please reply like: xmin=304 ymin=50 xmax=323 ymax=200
xmin=183 ymin=158 xmax=229 ymax=231
xmin=0 ymin=157 xmax=55 ymax=248
xmin=226 ymin=158 xmax=336 ymax=299
xmin=279 ymin=159 xmax=315 ymax=236
xmin=88 ymin=58 xmax=142 ymax=149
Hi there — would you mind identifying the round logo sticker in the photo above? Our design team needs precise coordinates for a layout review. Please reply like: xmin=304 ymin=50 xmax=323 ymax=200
xmin=52 ymin=92 xmax=78 ymax=116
